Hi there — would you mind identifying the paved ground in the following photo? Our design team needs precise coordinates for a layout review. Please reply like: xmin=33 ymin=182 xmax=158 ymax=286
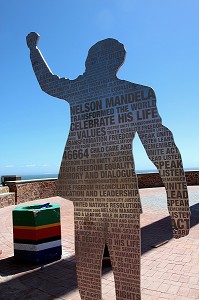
xmin=0 ymin=186 xmax=199 ymax=300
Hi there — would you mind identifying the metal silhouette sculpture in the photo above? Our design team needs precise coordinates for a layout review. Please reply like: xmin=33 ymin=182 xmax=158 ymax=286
xmin=27 ymin=32 xmax=190 ymax=300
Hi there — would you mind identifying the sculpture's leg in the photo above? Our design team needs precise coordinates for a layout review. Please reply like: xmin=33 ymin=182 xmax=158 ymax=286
xmin=107 ymin=213 xmax=141 ymax=300
xmin=74 ymin=207 xmax=105 ymax=300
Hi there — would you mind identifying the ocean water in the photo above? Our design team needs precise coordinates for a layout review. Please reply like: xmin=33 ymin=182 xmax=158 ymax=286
xmin=20 ymin=168 xmax=198 ymax=180
xmin=21 ymin=170 xmax=158 ymax=180
xmin=1 ymin=168 xmax=198 ymax=181
xmin=21 ymin=174 xmax=58 ymax=180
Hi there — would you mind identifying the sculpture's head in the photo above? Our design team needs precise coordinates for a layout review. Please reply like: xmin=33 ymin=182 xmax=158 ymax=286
xmin=85 ymin=38 xmax=126 ymax=76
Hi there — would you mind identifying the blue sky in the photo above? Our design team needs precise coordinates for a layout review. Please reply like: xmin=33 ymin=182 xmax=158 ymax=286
xmin=1 ymin=0 xmax=199 ymax=176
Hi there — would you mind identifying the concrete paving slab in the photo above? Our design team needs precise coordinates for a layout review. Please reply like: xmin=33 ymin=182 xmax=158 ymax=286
xmin=0 ymin=186 xmax=198 ymax=299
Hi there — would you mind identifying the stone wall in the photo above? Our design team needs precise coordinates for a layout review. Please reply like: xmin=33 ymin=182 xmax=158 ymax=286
xmin=137 ymin=172 xmax=163 ymax=188
xmin=137 ymin=170 xmax=199 ymax=188
xmin=0 ymin=192 xmax=15 ymax=208
xmin=185 ymin=170 xmax=199 ymax=186
xmin=6 ymin=178 xmax=57 ymax=205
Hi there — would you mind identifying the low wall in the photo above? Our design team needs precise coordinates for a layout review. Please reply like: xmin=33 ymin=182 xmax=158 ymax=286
xmin=137 ymin=170 xmax=199 ymax=188
xmin=6 ymin=178 xmax=57 ymax=205
xmin=2 ymin=170 xmax=198 ymax=208
xmin=0 ymin=192 xmax=15 ymax=208
xmin=185 ymin=170 xmax=199 ymax=186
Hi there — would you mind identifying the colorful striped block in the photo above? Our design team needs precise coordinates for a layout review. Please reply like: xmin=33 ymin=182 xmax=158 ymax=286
xmin=12 ymin=203 xmax=62 ymax=264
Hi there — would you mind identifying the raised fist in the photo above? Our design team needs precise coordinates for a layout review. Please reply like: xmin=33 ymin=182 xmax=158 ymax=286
xmin=26 ymin=32 xmax=40 ymax=49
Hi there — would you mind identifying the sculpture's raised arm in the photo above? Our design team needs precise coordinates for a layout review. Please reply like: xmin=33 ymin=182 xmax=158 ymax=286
xmin=137 ymin=88 xmax=190 ymax=239
xmin=26 ymin=32 xmax=70 ymax=100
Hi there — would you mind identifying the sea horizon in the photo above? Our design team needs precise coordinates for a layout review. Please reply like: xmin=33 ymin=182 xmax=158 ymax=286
xmin=1 ymin=167 xmax=198 ymax=181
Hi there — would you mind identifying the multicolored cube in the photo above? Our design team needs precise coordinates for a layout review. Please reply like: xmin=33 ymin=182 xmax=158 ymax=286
xmin=12 ymin=203 xmax=62 ymax=264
